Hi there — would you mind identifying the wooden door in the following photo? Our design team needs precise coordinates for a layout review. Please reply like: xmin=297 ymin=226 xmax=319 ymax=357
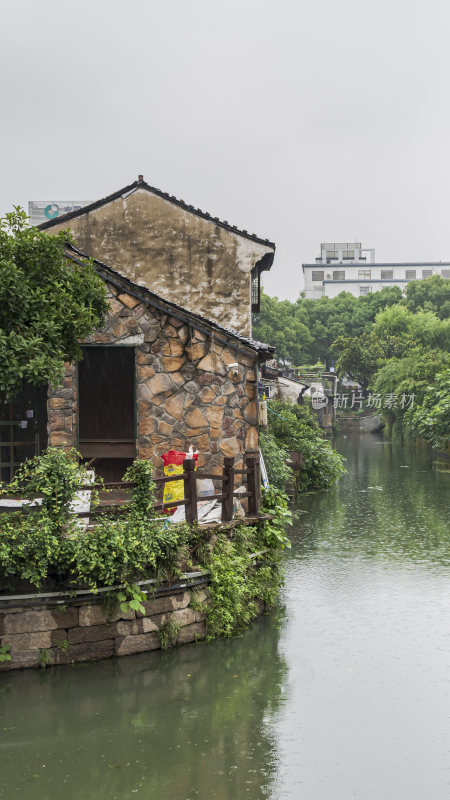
xmin=78 ymin=346 xmax=135 ymax=465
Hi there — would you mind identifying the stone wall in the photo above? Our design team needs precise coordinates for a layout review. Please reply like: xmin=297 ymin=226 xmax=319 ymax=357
xmin=47 ymin=283 xmax=260 ymax=473
xmin=44 ymin=187 xmax=274 ymax=337
xmin=0 ymin=586 xmax=208 ymax=671
xmin=47 ymin=362 xmax=77 ymax=449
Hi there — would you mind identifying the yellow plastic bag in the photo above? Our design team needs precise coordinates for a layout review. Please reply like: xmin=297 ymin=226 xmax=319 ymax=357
xmin=162 ymin=462 xmax=185 ymax=507
xmin=161 ymin=450 xmax=198 ymax=511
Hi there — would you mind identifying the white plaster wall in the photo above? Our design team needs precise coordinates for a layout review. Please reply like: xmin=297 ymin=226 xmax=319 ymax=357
xmin=235 ymin=237 xmax=273 ymax=274
xmin=323 ymin=281 xmax=407 ymax=299
xmin=303 ymin=263 xmax=448 ymax=299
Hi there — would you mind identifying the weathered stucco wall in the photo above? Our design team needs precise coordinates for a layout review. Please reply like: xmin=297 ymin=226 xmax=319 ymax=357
xmin=47 ymin=189 xmax=273 ymax=337
xmin=47 ymin=284 xmax=259 ymax=473
xmin=0 ymin=587 xmax=208 ymax=670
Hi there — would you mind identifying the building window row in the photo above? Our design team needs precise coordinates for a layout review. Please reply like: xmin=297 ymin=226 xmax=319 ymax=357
xmin=310 ymin=268 xmax=449 ymax=282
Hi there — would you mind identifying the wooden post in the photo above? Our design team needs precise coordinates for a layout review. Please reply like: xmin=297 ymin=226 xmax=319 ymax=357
xmin=245 ymin=452 xmax=260 ymax=517
xmin=221 ymin=456 xmax=235 ymax=522
xmin=183 ymin=458 xmax=198 ymax=523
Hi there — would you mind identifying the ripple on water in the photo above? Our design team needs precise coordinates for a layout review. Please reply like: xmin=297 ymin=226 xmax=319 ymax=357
xmin=0 ymin=437 xmax=449 ymax=800
xmin=270 ymin=437 xmax=450 ymax=800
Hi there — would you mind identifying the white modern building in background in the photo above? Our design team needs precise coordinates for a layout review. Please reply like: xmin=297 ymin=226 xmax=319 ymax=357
xmin=302 ymin=242 xmax=450 ymax=299
xmin=28 ymin=201 xmax=92 ymax=227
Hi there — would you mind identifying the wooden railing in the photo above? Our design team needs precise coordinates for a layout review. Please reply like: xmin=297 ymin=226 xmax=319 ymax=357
xmin=2 ymin=453 xmax=261 ymax=525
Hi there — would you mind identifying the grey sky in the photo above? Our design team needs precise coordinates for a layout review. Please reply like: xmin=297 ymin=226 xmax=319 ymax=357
xmin=2 ymin=0 xmax=450 ymax=300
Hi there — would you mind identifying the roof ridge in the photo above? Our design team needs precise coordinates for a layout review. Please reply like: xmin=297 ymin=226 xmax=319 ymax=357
xmin=39 ymin=178 xmax=275 ymax=249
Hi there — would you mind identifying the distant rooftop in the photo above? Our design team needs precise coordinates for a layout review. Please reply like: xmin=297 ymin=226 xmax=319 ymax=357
xmin=315 ymin=242 xmax=375 ymax=264
xmin=28 ymin=201 xmax=92 ymax=227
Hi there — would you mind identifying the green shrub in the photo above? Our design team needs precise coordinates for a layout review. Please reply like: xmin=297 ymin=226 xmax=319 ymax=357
xmin=158 ymin=617 xmax=181 ymax=650
xmin=0 ymin=450 xmax=290 ymax=645
xmin=117 ymin=584 xmax=147 ymax=615
xmin=0 ymin=644 xmax=11 ymax=662
xmin=38 ymin=648 xmax=54 ymax=668
xmin=203 ymin=498 xmax=291 ymax=640
xmin=265 ymin=399 xmax=345 ymax=492
xmin=123 ymin=459 xmax=155 ymax=517
xmin=205 ymin=533 xmax=257 ymax=639
xmin=4 ymin=447 xmax=96 ymax=527
xmin=260 ymin=430 xmax=293 ymax=491
xmin=260 ymin=486 xmax=292 ymax=550
xmin=0 ymin=511 xmax=70 ymax=588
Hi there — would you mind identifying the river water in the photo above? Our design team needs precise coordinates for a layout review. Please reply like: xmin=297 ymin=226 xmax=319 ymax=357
xmin=0 ymin=435 xmax=449 ymax=800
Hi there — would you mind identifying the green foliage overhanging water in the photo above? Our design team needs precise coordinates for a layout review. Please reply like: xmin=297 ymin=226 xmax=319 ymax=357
xmin=260 ymin=399 xmax=345 ymax=492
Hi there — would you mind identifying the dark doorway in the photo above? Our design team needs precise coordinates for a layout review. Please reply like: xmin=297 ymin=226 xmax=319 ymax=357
xmin=78 ymin=346 xmax=135 ymax=479
xmin=0 ymin=383 xmax=48 ymax=483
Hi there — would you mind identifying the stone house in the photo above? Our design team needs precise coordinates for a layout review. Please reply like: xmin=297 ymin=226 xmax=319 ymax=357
xmin=47 ymin=244 xmax=274 ymax=479
xmin=39 ymin=176 xmax=275 ymax=338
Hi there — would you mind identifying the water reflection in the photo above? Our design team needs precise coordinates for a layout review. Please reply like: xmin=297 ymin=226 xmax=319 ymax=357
xmin=293 ymin=435 xmax=450 ymax=568
xmin=0 ymin=606 xmax=288 ymax=800
xmin=1 ymin=434 xmax=449 ymax=800
xmin=268 ymin=434 xmax=450 ymax=800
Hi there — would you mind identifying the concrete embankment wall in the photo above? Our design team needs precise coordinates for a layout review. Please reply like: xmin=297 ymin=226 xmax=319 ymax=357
xmin=359 ymin=414 xmax=384 ymax=433
xmin=0 ymin=584 xmax=208 ymax=671
xmin=338 ymin=414 xmax=383 ymax=434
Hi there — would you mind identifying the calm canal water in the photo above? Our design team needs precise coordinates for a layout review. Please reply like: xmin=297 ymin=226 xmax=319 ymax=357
xmin=1 ymin=435 xmax=449 ymax=800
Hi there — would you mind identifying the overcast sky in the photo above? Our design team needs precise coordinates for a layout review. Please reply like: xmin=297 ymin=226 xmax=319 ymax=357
xmin=2 ymin=0 xmax=450 ymax=300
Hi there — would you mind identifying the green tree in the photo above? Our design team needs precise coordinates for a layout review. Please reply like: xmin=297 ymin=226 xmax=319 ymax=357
xmin=253 ymin=292 xmax=313 ymax=365
xmin=374 ymin=305 xmax=450 ymax=350
xmin=408 ymin=367 xmax=450 ymax=449
xmin=333 ymin=328 xmax=416 ymax=390
xmin=333 ymin=332 xmax=387 ymax=390
xmin=295 ymin=287 xmax=403 ymax=367
xmin=253 ymin=286 xmax=403 ymax=368
xmin=0 ymin=207 xmax=108 ymax=403
xmin=372 ymin=348 xmax=450 ymax=439
xmin=405 ymin=274 xmax=450 ymax=320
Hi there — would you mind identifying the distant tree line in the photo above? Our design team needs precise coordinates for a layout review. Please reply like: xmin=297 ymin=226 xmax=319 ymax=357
xmin=254 ymin=276 xmax=450 ymax=449
xmin=253 ymin=285 xmax=406 ymax=368
xmin=334 ymin=288 xmax=450 ymax=449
